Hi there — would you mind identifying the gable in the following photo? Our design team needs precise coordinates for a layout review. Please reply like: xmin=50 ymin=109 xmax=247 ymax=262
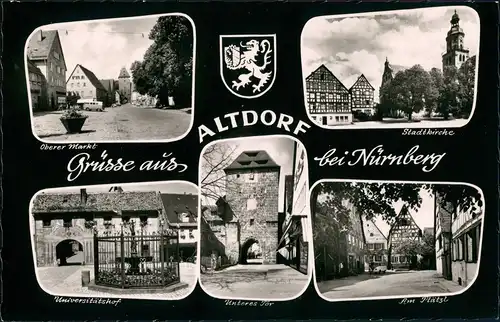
xmin=350 ymin=74 xmax=375 ymax=91
xmin=305 ymin=65 xmax=350 ymax=93
xmin=51 ymin=32 xmax=67 ymax=71
xmin=363 ymin=219 xmax=387 ymax=243
xmin=389 ymin=205 xmax=422 ymax=242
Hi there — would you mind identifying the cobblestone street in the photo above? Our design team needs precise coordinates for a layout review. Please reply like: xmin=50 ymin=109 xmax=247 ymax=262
xmin=32 ymin=104 xmax=192 ymax=142
xmin=317 ymin=270 xmax=465 ymax=300
xmin=200 ymin=264 xmax=309 ymax=300
xmin=37 ymin=263 xmax=197 ymax=299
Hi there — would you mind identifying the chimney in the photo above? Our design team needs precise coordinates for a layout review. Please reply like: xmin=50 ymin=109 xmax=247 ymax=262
xmin=38 ymin=30 xmax=43 ymax=42
xmin=80 ymin=188 xmax=87 ymax=205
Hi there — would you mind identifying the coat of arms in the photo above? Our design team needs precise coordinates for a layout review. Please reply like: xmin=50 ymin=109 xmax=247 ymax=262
xmin=220 ymin=34 xmax=277 ymax=99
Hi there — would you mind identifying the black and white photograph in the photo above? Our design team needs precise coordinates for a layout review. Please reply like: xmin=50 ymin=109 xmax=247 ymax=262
xmin=301 ymin=6 xmax=479 ymax=129
xmin=25 ymin=13 xmax=195 ymax=143
xmin=198 ymin=136 xmax=312 ymax=300
xmin=30 ymin=181 xmax=199 ymax=300
xmin=312 ymin=180 xmax=484 ymax=301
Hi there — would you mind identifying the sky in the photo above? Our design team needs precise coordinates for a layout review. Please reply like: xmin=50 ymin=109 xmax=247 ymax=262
xmin=301 ymin=6 xmax=480 ymax=101
xmin=39 ymin=182 xmax=199 ymax=195
xmin=34 ymin=15 xmax=164 ymax=80
xmin=200 ymin=136 xmax=296 ymax=213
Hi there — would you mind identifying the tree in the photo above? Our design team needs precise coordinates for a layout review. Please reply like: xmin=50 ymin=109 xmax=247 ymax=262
xmin=388 ymin=65 xmax=432 ymax=121
xmin=200 ymin=143 xmax=239 ymax=205
xmin=130 ymin=16 xmax=193 ymax=107
xmin=457 ymin=55 xmax=476 ymax=118
xmin=425 ymin=68 xmax=444 ymax=116
xmin=312 ymin=182 xmax=482 ymax=226
xmin=437 ymin=66 xmax=460 ymax=120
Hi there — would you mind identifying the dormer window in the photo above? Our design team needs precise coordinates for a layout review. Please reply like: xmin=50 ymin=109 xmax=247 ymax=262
xmin=180 ymin=212 xmax=190 ymax=223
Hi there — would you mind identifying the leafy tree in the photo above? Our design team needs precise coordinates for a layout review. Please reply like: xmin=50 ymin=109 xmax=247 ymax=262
xmin=388 ymin=65 xmax=432 ymax=121
xmin=130 ymin=16 xmax=193 ymax=107
xmin=436 ymin=66 xmax=460 ymax=120
xmin=457 ymin=55 xmax=476 ymax=118
xmin=312 ymin=182 xmax=482 ymax=226
xmin=394 ymin=239 xmax=423 ymax=258
xmin=425 ymin=68 xmax=444 ymax=116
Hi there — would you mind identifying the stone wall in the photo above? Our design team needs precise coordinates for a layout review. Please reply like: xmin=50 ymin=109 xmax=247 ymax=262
xmin=225 ymin=167 xmax=280 ymax=264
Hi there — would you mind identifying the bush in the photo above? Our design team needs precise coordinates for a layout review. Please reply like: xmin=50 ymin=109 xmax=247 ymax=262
xmin=353 ymin=111 xmax=372 ymax=122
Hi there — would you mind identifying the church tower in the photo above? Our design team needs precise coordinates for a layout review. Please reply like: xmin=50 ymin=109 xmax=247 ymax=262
xmin=117 ymin=66 xmax=132 ymax=103
xmin=441 ymin=10 xmax=470 ymax=73
xmin=379 ymin=57 xmax=393 ymax=103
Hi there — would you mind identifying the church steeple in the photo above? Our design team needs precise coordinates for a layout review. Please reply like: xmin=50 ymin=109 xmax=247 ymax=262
xmin=442 ymin=10 xmax=470 ymax=73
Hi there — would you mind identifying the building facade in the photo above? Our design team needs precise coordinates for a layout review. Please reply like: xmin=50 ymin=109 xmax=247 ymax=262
xmin=388 ymin=205 xmax=422 ymax=269
xmin=305 ymin=64 xmax=352 ymax=126
xmin=118 ymin=67 xmax=132 ymax=103
xmin=313 ymin=196 xmax=365 ymax=280
xmin=435 ymin=193 xmax=453 ymax=279
xmin=27 ymin=30 xmax=67 ymax=110
xmin=363 ymin=219 xmax=388 ymax=266
xmin=27 ymin=59 xmax=48 ymax=111
xmin=350 ymin=74 xmax=375 ymax=115
xmin=160 ymin=193 xmax=198 ymax=261
xmin=32 ymin=189 xmax=168 ymax=267
xmin=277 ymin=142 xmax=310 ymax=275
xmin=66 ymin=64 xmax=107 ymax=103
xmin=442 ymin=11 xmax=470 ymax=73
xmin=451 ymin=203 xmax=482 ymax=287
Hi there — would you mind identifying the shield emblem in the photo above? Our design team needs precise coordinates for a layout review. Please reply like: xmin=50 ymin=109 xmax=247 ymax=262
xmin=219 ymin=34 xmax=277 ymax=99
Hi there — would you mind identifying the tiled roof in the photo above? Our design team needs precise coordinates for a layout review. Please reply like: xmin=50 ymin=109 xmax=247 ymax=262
xmin=99 ymin=79 xmax=115 ymax=92
xmin=160 ymin=193 xmax=198 ymax=224
xmin=27 ymin=59 xmax=44 ymax=76
xmin=225 ymin=150 xmax=279 ymax=171
xmin=118 ymin=67 xmax=130 ymax=78
xmin=74 ymin=65 xmax=107 ymax=91
xmin=27 ymin=30 xmax=57 ymax=60
xmin=32 ymin=191 xmax=163 ymax=213
xmin=423 ymin=227 xmax=433 ymax=236
xmin=201 ymin=205 xmax=220 ymax=221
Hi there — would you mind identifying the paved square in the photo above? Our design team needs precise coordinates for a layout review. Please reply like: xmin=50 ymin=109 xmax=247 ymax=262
xmin=33 ymin=104 xmax=192 ymax=141
xmin=37 ymin=263 xmax=197 ymax=300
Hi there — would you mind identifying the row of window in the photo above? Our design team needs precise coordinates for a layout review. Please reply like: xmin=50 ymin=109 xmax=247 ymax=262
xmin=49 ymin=61 xmax=64 ymax=76
xmin=309 ymin=103 xmax=351 ymax=113
xmin=367 ymin=243 xmax=385 ymax=250
xmin=452 ymin=224 xmax=480 ymax=263
xmin=391 ymin=255 xmax=408 ymax=263
xmin=306 ymin=80 xmax=346 ymax=92
xmin=312 ymin=115 xmax=350 ymax=123
xmin=71 ymin=75 xmax=86 ymax=80
xmin=347 ymin=234 xmax=364 ymax=250
xmin=69 ymin=82 xmax=88 ymax=88
xmin=307 ymin=92 xmax=350 ymax=103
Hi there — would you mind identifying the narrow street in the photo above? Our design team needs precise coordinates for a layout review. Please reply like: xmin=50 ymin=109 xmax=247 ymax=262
xmin=33 ymin=103 xmax=192 ymax=142
xmin=318 ymin=270 xmax=465 ymax=300
xmin=200 ymin=264 xmax=309 ymax=300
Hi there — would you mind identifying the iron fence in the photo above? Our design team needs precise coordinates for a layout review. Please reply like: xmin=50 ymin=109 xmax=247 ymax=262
xmin=94 ymin=228 xmax=180 ymax=289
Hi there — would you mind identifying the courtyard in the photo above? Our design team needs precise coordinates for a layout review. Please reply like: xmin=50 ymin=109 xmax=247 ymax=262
xmin=200 ymin=264 xmax=309 ymax=300
xmin=32 ymin=104 xmax=192 ymax=142
xmin=37 ymin=262 xmax=197 ymax=300
xmin=317 ymin=270 xmax=465 ymax=300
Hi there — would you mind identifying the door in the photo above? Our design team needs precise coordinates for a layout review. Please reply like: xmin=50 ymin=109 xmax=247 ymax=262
xmin=322 ymin=116 xmax=327 ymax=125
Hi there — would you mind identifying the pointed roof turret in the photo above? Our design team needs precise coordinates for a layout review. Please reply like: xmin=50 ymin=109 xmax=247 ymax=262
xmin=118 ymin=67 xmax=130 ymax=79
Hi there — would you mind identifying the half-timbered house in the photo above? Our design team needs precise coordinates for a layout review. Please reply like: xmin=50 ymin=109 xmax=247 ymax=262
xmin=349 ymin=74 xmax=375 ymax=115
xmin=305 ymin=64 xmax=352 ymax=126
xmin=388 ymin=205 xmax=423 ymax=269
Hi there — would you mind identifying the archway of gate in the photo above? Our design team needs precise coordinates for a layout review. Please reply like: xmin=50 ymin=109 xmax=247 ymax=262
xmin=55 ymin=239 xmax=84 ymax=266
xmin=240 ymin=238 xmax=263 ymax=265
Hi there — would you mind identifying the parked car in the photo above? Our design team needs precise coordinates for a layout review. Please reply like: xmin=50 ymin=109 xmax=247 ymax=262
xmin=77 ymin=99 xmax=104 ymax=112
xmin=373 ymin=265 xmax=387 ymax=274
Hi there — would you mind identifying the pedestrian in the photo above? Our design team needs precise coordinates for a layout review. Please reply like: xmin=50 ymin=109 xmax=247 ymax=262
xmin=369 ymin=261 xmax=375 ymax=275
